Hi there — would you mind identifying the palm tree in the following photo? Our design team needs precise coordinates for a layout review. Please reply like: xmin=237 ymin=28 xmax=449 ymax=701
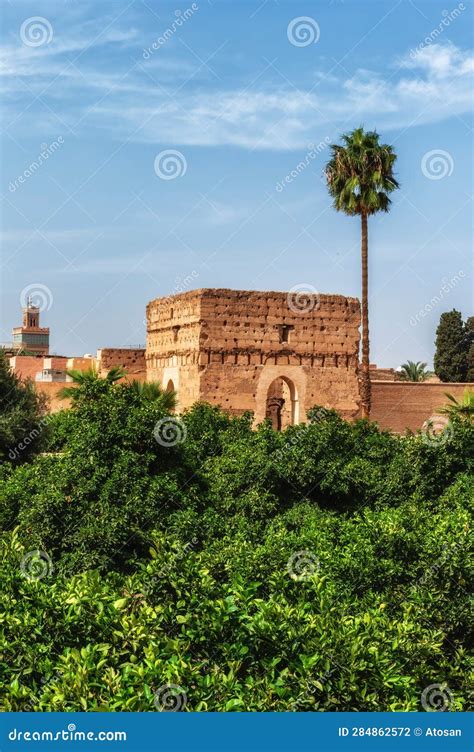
xmin=439 ymin=389 xmax=474 ymax=421
xmin=59 ymin=365 xmax=125 ymax=400
xmin=122 ymin=379 xmax=177 ymax=410
xmin=325 ymin=127 xmax=399 ymax=418
xmin=399 ymin=361 xmax=430 ymax=382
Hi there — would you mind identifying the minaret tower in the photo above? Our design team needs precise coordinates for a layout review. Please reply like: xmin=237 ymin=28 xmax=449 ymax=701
xmin=12 ymin=296 xmax=50 ymax=355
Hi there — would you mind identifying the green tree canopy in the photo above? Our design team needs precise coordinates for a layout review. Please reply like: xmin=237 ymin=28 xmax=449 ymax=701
xmin=434 ymin=309 xmax=469 ymax=382
xmin=0 ymin=350 xmax=47 ymax=463
xmin=465 ymin=316 xmax=474 ymax=382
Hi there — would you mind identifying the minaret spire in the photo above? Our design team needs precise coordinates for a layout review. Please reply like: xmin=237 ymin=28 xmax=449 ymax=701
xmin=13 ymin=295 xmax=50 ymax=355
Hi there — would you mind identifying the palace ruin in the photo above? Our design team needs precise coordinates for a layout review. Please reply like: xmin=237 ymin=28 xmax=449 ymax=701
xmin=146 ymin=288 xmax=361 ymax=427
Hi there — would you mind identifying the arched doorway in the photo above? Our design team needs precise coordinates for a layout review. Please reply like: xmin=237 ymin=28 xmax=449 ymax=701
xmin=165 ymin=379 xmax=176 ymax=411
xmin=265 ymin=376 xmax=298 ymax=430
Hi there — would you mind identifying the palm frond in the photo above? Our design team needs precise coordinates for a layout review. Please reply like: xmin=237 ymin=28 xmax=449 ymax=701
xmin=398 ymin=361 xmax=430 ymax=382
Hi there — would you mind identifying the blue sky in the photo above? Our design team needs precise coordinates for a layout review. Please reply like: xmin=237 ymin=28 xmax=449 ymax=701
xmin=1 ymin=0 xmax=472 ymax=366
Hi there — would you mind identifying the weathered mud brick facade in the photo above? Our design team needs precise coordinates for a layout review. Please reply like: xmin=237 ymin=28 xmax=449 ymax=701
xmin=146 ymin=288 xmax=361 ymax=426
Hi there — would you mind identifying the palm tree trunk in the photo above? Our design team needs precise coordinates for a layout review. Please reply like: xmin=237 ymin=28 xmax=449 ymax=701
xmin=360 ymin=211 xmax=371 ymax=418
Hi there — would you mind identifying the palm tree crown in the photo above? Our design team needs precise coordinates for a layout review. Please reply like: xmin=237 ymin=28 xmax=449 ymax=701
xmin=59 ymin=365 xmax=125 ymax=401
xmin=59 ymin=367 xmax=177 ymax=411
xmin=122 ymin=379 xmax=177 ymax=410
xmin=325 ymin=127 xmax=399 ymax=215
xmin=399 ymin=361 xmax=430 ymax=382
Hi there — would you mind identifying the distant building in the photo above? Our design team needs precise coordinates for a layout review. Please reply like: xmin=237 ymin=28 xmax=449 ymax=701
xmin=12 ymin=297 xmax=50 ymax=355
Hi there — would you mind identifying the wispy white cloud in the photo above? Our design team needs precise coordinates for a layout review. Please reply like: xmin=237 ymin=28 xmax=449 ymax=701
xmin=1 ymin=24 xmax=472 ymax=150
xmin=400 ymin=41 xmax=474 ymax=77
xmin=0 ymin=26 xmax=139 ymax=78
xmin=87 ymin=43 xmax=473 ymax=148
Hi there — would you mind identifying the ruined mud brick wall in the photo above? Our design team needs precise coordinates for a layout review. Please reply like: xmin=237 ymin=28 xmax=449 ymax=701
xmin=97 ymin=348 xmax=146 ymax=380
xmin=371 ymin=381 xmax=473 ymax=433
xmin=146 ymin=292 xmax=203 ymax=408
xmin=369 ymin=365 xmax=398 ymax=381
xmin=146 ymin=289 xmax=361 ymax=421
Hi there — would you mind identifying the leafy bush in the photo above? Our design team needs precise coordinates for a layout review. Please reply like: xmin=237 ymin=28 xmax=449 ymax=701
xmin=0 ymin=379 xmax=472 ymax=711
xmin=0 ymin=351 xmax=48 ymax=464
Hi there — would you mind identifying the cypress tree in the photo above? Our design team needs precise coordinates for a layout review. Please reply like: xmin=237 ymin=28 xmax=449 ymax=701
xmin=434 ymin=309 xmax=467 ymax=382
xmin=465 ymin=316 xmax=474 ymax=382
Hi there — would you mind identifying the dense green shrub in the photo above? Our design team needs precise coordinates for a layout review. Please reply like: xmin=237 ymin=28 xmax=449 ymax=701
xmin=0 ymin=351 xmax=48 ymax=464
xmin=434 ymin=309 xmax=471 ymax=382
xmin=0 ymin=483 xmax=471 ymax=712
xmin=0 ymin=379 xmax=201 ymax=572
xmin=0 ymin=378 xmax=472 ymax=711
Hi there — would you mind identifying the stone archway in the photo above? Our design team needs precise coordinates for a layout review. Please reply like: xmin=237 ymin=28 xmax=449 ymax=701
xmin=265 ymin=376 xmax=298 ymax=430
xmin=166 ymin=379 xmax=175 ymax=393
